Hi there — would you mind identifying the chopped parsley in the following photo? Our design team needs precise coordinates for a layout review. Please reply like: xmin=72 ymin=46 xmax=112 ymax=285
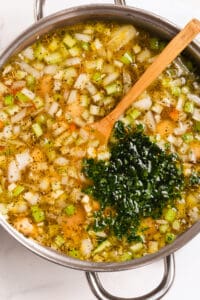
xmin=83 ymin=122 xmax=184 ymax=241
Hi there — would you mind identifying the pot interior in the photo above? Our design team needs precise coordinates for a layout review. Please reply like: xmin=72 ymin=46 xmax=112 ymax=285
xmin=0 ymin=4 xmax=200 ymax=272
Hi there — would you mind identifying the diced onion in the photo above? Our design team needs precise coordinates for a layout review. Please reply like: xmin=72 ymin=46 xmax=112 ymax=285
xmin=16 ymin=150 xmax=33 ymax=170
xmin=65 ymin=57 xmax=81 ymax=66
xmin=48 ymin=102 xmax=59 ymax=116
xmin=74 ymin=74 xmax=88 ymax=89
xmin=11 ymin=108 xmax=27 ymax=123
xmin=74 ymin=33 xmax=91 ymax=42
xmin=133 ymin=95 xmax=152 ymax=111
xmin=18 ymin=62 xmax=41 ymax=79
xmin=8 ymin=160 xmax=21 ymax=183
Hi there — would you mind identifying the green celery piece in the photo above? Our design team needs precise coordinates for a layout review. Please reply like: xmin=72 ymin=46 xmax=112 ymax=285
xmin=26 ymin=75 xmax=36 ymax=88
xmin=44 ymin=52 xmax=62 ymax=64
xmin=55 ymin=235 xmax=65 ymax=247
xmin=120 ymin=252 xmax=132 ymax=261
xmin=16 ymin=92 xmax=29 ymax=102
xmin=4 ymin=94 xmax=14 ymax=106
xmin=164 ymin=208 xmax=177 ymax=223
xmin=31 ymin=205 xmax=45 ymax=223
xmin=34 ymin=44 xmax=47 ymax=60
xmin=33 ymin=96 xmax=44 ymax=109
xmin=184 ymin=101 xmax=194 ymax=113
xmin=120 ymin=52 xmax=133 ymax=65
xmin=81 ymin=42 xmax=90 ymax=51
xmin=12 ymin=185 xmax=24 ymax=197
xmin=63 ymin=34 xmax=76 ymax=48
xmin=68 ymin=248 xmax=80 ymax=258
xmin=194 ymin=121 xmax=200 ymax=132
xmin=32 ymin=123 xmax=43 ymax=137
xmin=64 ymin=204 xmax=76 ymax=216
xmin=92 ymin=72 xmax=102 ymax=83
xmin=182 ymin=133 xmax=193 ymax=143
xmin=165 ymin=232 xmax=176 ymax=243
xmin=105 ymin=83 xmax=121 ymax=95
xmin=149 ymin=38 xmax=160 ymax=50
xmin=93 ymin=240 xmax=111 ymax=254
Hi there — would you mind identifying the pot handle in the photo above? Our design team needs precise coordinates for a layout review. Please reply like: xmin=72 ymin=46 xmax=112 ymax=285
xmin=86 ymin=254 xmax=175 ymax=300
xmin=34 ymin=0 xmax=126 ymax=22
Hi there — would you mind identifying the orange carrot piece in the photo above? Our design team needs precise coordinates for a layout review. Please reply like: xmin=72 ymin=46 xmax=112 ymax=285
xmin=169 ymin=108 xmax=179 ymax=121
xmin=0 ymin=120 xmax=4 ymax=130
xmin=156 ymin=119 xmax=175 ymax=136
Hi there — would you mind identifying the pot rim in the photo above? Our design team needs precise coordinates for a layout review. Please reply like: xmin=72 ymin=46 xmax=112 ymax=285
xmin=0 ymin=3 xmax=200 ymax=272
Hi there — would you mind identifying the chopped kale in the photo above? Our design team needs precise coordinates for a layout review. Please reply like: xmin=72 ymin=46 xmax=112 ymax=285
xmin=82 ymin=122 xmax=184 ymax=242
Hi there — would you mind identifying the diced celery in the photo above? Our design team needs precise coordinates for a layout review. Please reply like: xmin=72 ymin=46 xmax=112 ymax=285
xmin=16 ymin=92 xmax=29 ymax=102
xmin=149 ymin=37 xmax=160 ymax=50
xmin=165 ymin=232 xmax=176 ymax=243
xmin=4 ymin=95 xmax=14 ymax=106
xmin=194 ymin=121 xmax=200 ymax=132
xmin=48 ymin=38 xmax=59 ymax=51
xmin=69 ymin=46 xmax=81 ymax=57
xmin=105 ymin=82 xmax=121 ymax=95
xmin=159 ymin=224 xmax=169 ymax=234
xmin=120 ymin=252 xmax=132 ymax=261
xmin=81 ymin=42 xmax=90 ymax=51
xmin=46 ymin=149 xmax=56 ymax=161
xmin=26 ymin=74 xmax=36 ymax=89
xmin=68 ymin=248 xmax=80 ymax=258
xmin=63 ymin=34 xmax=77 ymax=48
xmin=120 ymin=52 xmax=134 ymax=65
xmin=93 ymin=240 xmax=111 ymax=254
xmin=34 ymin=44 xmax=48 ymax=60
xmin=33 ymin=96 xmax=44 ymax=109
xmin=171 ymin=86 xmax=181 ymax=97
xmin=182 ymin=133 xmax=193 ymax=143
xmin=64 ymin=204 xmax=76 ymax=216
xmin=128 ymin=108 xmax=141 ymax=120
xmin=48 ymin=224 xmax=59 ymax=237
xmin=36 ymin=114 xmax=47 ymax=124
xmin=32 ymin=123 xmax=43 ymax=137
xmin=15 ymin=70 xmax=26 ymax=80
xmin=184 ymin=101 xmax=194 ymax=113
xmin=55 ymin=235 xmax=65 ymax=247
xmin=44 ymin=52 xmax=62 ymax=64
xmin=12 ymin=185 xmax=25 ymax=196
xmin=31 ymin=205 xmax=45 ymax=222
xmin=80 ymin=94 xmax=90 ymax=107
xmin=164 ymin=208 xmax=177 ymax=223
xmin=92 ymin=72 xmax=103 ymax=84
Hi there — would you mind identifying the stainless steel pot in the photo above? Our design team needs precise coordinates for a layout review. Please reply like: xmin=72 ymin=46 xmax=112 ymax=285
xmin=0 ymin=0 xmax=200 ymax=299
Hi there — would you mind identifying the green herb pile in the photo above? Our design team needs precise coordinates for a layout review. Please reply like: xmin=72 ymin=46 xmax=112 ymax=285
xmin=83 ymin=122 xmax=184 ymax=241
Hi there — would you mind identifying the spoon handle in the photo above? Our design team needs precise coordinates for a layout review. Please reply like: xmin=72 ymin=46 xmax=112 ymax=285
xmin=106 ymin=18 xmax=200 ymax=124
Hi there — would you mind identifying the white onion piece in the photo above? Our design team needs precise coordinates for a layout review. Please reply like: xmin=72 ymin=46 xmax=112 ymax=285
xmin=8 ymin=160 xmax=21 ymax=183
xmin=65 ymin=57 xmax=81 ymax=66
xmin=48 ymin=102 xmax=59 ymax=116
xmin=74 ymin=74 xmax=88 ymax=89
xmin=16 ymin=150 xmax=33 ymax=171
xmin=68 ymin=90 xmax=78 ymax=103
xmin=54 ymin=157 xmax=68 ymax=166
xmin=103 ymin=72 xmax=119 ymax=86
xmin=43 ymin=64 xmax=58 ymax=75
xmin=81 ymin=238 xmax=93 ymax=256
xmin=74 ymin=33 xmax=91 ymax=42
xmin=188 ymin=94 xmax=200 ymax=106
xmin=23 ymin=192 xmax=39 ymax=205
xmin=21 ymin=88 xmax=35 ymax=100
xmin=2 ymin=65 xmax=12 ymax=76
xmin=12 ymin=80 xmax=26 ymax=90
xmin=193 ymin=108 xmax=200 ymax=121
xmin=176 ymin=96 xmax=185 ymax=111
xmin=0 ymin=82 xmax=8 ymax=94
xmin=133 ymin=95 xmax=152 ymax=111
xmin=18 ymin=62 xmax=41 ymax=79
xmin=11 ymin=108 xmax=27 ymax=123
xmin=108 ymin=25 xmax=136 ymax=51
xmin=86 ymin=81 xmax=97 ymax=95
xmin=23 ymin=47 xmax=34 ymax=60
xmin=174 ymin=122 xmax=188 ymax=135
xmin=144 ymin=111 xmax=156 ymax=132
xmin=137 ymin=49 xmax=151 ymax=63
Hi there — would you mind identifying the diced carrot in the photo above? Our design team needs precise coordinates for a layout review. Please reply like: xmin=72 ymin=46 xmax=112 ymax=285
xmin=0 ymin=120 xmax=4 ymax=130
xmin=37 ymin=75 xmax=53 ymax=97
xmin=69 ymin=123 xmax=77 ymax=131
xmin=190 ymin=141 xmax=200 ymax=160
xmin=140 ymin=217 xmax=157 ymax=237
xmin=169 ymin=108 xmax=179 ymax=121
xmin=156 ymin=119 xmax=175 ymax=136
xmin=61 ymin=205 xmax=86 ymax=244
xmin=92 ymin=200 xmax=100 ymax=211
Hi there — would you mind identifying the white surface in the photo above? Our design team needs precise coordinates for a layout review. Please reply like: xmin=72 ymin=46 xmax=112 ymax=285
xmin=0 ymin=1 xmax=200 ymax=299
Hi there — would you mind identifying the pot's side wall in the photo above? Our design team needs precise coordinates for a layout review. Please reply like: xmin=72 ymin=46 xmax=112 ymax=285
xmin=0 ymin=4 xmax=200 ymax=272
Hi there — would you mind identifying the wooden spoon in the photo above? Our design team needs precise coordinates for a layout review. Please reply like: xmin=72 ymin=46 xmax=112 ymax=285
xmin=87 ymin=18 xmax=200 ymax=143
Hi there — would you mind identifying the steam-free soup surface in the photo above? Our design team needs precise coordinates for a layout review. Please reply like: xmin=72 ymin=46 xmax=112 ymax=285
xmin=0 ymin=22 xmax=200 ymax=262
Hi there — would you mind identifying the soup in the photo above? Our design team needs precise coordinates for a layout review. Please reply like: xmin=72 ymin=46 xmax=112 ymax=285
xmin=0 ymin=22 xmax=200 ymax=262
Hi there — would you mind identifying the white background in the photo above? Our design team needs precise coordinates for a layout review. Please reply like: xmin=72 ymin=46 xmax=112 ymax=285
xmin=0 ymin=1 xmax=200 ymax=299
